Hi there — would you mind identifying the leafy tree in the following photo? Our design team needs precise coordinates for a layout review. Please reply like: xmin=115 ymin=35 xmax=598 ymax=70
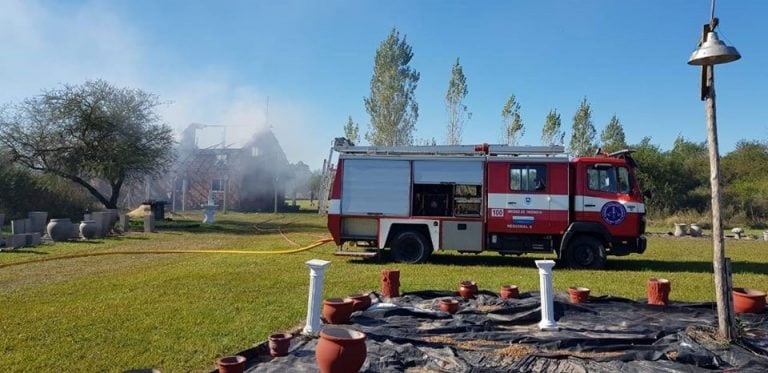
xmin=0 ymin=80 xmax=176 ymax=209
xmin=541 ymin=109 xmax=565 ymax=146
xmin=721 ymin=141 xmax=768 ymax=223
xmin=343 ymin=115 xmax=360 ymax=145
xmin=501 ymin=95 xmax=524 ymax=145
xmin=569 ymin=97 xmax=596 ymax=156
xmin=600 ymin=114 xmax=627 ymax=153
xmin=445 ymin=57 xmax=470 ymax=145
xmin=364 ymin=28 xmax=420 ymax=146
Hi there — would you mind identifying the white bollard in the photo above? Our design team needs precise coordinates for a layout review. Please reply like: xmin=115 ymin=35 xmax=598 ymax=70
xmin=535 ymin=259 xmax=558 ymax=331
xmin=302 ymin=259 xmax=331 ymax=335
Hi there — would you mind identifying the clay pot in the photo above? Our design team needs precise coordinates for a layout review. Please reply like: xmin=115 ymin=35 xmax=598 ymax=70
xmin=732 ymin=287 xmax=767 ymax=314
xmin=268 ymin=333 xmax=292 ymax=357
xmin=439 ymin=298 xmax=459 ymax=314
xmin=216 ymin=355 xmax=246 ymax=373
xmin=647 ymin=278 xmax=671 ymax=306
xmin=459 ymin=281 xmax=478 ymax=299
xmin=79 ymin=220 xmax=98 ymax=239
xmin=381 ymin=269 xmax=400 ymax=297
xmin=47 ymin=218 xmax=74 ymax=242
xmin=500 ymin=285 xmax=519 ymax=299
xmin=316 ymin=327 xmax=367 ymax=373
xmin=323 ymin=298 xmax=354 ymax=324
xmin=348 ymin=293 xmax=372 ymax=312
xmin=568 ymin=287 xmax=590 ymax=304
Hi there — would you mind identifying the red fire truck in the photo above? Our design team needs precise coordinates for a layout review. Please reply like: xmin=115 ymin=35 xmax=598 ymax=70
xmin=325 ymin=141 xmax=647 ymax=269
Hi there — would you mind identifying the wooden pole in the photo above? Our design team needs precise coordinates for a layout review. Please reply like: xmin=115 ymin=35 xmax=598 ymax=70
xmin=703 ymin=63 xmax=734 ymax=340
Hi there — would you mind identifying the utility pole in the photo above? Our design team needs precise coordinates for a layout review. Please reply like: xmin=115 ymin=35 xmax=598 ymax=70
xmin=687 ymin=2 xmax=741 ymax=339
xmin=703 ymin=62 xmax=735 ymax=340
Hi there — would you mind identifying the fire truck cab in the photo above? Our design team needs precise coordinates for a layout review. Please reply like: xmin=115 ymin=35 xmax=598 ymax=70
xmin=325 ymin=141 xmax=646 ymax=269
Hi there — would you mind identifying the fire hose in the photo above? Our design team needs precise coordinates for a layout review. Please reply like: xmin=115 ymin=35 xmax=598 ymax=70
xmin=0 ymin=237 xmax=333 ymax=269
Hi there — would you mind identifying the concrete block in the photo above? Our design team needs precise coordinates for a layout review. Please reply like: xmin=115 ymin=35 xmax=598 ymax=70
xmin=144 ymin=214 xmax=155 ymax=233
xmin=92 ymin=212 xmax=111 ymax=237
xmin=28 ymin=211 xmax=48 ymax=234
xmin=11 ymin=219 xmax=29 ymax=234
xmin=7 ymin=234 xmax=27 ymax=248
xmin=24 ymin=233 xmax=41 ymax=246
xmin=119 ymin=214 xmax=130 ymax=233
xmin=31 ymin=232 xmax=41 ymax=246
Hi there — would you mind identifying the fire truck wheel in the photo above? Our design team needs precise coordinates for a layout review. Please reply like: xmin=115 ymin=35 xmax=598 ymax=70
xmin=566 ymin=236 xmax=607 ymax=269
xmin=391 ymin=230 xmax=431 ymax=264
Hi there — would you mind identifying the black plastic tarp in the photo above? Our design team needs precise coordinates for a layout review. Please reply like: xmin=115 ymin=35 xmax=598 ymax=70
xmin=234 ymin=291 xmax=768 ymax=372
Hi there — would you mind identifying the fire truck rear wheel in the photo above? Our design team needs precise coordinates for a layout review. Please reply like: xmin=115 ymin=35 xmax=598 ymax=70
xmin=391 ymin=230 xmax=431 ymax=264
xmin=566 ymin=235 xmax=607 ymax=269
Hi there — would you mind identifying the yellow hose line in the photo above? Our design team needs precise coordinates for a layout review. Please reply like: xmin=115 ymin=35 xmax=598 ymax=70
xmin=0 ymin=238 xmax=333 ymax=269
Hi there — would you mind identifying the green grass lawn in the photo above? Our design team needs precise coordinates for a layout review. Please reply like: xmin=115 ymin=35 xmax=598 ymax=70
xmin=1 ymin=212 xmax=767 ymax=372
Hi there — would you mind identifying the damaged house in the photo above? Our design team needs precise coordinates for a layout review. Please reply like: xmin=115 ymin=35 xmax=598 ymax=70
xmin=170 ymin=123 xmax=291 ymax=212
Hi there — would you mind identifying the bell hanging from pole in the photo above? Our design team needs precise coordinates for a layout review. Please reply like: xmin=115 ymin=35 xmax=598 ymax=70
xmin=688 ymin=31 xmax=741 ymax=65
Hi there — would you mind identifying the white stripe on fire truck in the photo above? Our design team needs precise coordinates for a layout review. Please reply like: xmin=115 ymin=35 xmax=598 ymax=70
xmin=487 ymin=194 xmax=569 ymax=211
xmin=487 ymin=194 xmax=645 ymax=214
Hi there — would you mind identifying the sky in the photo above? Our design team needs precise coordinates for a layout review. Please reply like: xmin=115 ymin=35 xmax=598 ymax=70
xmin=1 ymin=0 xmax=766 ymax=170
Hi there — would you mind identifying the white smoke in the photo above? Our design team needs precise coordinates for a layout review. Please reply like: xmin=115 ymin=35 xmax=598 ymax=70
xmin=0 ymin=0 xmax=327 ymax=169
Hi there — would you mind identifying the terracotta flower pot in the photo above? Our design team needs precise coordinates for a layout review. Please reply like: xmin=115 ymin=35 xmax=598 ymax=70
xmin=732 ymin=287 xmax=767 ymax=314
xmin=381 ymin=269 xmax=400 ymax=297
xmin=323 ymin=298 xmax=354 ymax=324
xmin=647 ymin=278 xmax=671 ymax=306
xmin=316 ymin=327 xmax=367 ymax=373
xmin=216 ymin=355 xmax=246 ymax=373
xmin=268 ymin=333 xmax=292 ymax=357
xmin=459 ymin=281 xmax=478 ymax=299
xmin=568 ymin=287 xmax=590 ymax=304
xmin=439 ymin=298 xmax=459 ymax=314
xmin=500 ymin=285 xmax=519 ymax=299
xmin=348 ymin=293 xmax=372 ymax=312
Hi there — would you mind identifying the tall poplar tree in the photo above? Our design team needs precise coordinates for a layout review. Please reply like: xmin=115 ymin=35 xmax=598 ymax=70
xmin=541 ymin=109 xmax=565 ymax=146
xmin=501 ymin=95 xmax=524 ymax=146
xmin=445 ymin=58 xmax=470 ymax=145
xmin=569 ymin=97 xmax=597 ymax=156
xmin=600 ymin=114 xmax=627 ymax=153
xmin=364 ymin=28 xmax=420 ymax=146
xmin=343 ymin=115 xmax=360 ymax=145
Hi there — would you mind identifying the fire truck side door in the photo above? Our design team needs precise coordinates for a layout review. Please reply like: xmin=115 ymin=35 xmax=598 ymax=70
xmin=575 ymin=163 xmax=636 ymax=237
xmin=487 ymin=162 xmax=551 ymax=234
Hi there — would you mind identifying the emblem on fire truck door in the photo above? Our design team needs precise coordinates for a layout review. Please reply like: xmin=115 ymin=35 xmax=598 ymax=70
xmin=601 ymin=201 xmax=627 ymax=225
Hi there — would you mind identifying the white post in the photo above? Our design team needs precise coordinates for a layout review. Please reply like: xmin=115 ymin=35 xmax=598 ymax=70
xmin=303 ymin=259 xmax=331 ymax=335
xmin=535 ymin=259 xmax=558 ymax=331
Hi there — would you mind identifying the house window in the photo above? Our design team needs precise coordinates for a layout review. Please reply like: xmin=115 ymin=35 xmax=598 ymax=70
xmin=510 ymin=165 xmax=546 ymax=192
xmin=211 ymin=179 xmax=225 ymax=192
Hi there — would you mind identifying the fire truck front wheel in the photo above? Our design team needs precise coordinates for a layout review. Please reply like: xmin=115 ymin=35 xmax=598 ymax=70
xmin=391 ymin=231 xmax=431 ymax=264
xmin=566 ymin=235 xmax=607 ymax=269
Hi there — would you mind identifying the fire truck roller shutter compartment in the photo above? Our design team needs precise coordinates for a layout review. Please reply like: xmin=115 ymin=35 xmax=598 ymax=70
xmin=341 ymin=159 xmax=410 ymax=216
